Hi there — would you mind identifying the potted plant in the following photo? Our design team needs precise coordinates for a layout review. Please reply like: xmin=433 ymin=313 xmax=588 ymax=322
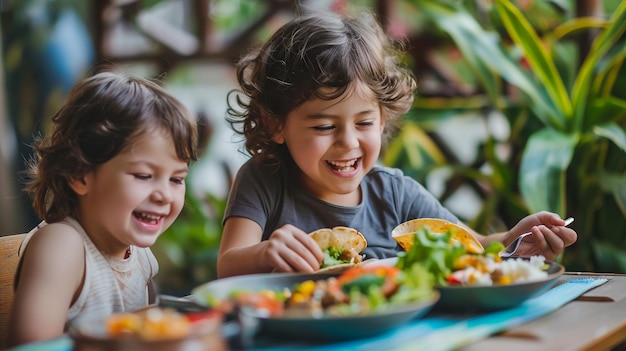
xmin=385 ymin=0 xmax=626 ymax=272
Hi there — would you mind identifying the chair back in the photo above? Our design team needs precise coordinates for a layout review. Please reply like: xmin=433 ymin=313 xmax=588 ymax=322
xmin=0 ymin=233 xmax=27 ymax=349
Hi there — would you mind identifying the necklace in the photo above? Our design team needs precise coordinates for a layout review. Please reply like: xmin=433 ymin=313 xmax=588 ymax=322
xmin=124 ymin=247 xmax=131 ymax=259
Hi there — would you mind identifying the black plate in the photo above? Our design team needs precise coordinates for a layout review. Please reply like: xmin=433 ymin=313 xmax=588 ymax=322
xmin=191 ymin=272 xmax=439 ymax=341
xmin=363 ymin=257 xmax=564 ymax=311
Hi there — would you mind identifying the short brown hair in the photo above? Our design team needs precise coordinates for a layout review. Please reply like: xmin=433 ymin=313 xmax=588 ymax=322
xmin=25 ymin=71 xmax=198 ymax=222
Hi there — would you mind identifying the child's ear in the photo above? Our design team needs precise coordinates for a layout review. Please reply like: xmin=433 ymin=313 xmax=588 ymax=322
xmin=67 ymin=173 xmax=91 ymax=196
xmin=272 ymin=127 xmax=285 ymax=144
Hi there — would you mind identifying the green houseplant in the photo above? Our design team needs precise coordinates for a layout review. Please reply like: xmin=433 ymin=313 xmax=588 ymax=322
xmin=386 ymin=0 xmax=626 ymax=272
xmin=153 ymin=190 xmax=227 ymax=295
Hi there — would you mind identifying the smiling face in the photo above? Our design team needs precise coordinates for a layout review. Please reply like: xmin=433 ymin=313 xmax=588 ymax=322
xmin=273 ymin=81 xmax=385 ymax=206
xmin=69 ymin=128 xmax=189 ymax=257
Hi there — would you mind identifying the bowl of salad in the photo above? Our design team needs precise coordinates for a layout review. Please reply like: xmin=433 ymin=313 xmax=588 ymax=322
xmin=191 ymin=264 xmax=439 ymax=341
xmin=381 ymin=223 xmax=564 ymax=311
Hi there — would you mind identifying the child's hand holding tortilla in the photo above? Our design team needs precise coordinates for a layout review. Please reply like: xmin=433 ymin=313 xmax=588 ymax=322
xmin=265 ymin=224 xmax=324 ymax=273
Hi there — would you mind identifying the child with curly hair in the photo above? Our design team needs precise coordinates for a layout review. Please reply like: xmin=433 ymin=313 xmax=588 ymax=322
xmin=218 ymin=12 xmax=577 ymax=278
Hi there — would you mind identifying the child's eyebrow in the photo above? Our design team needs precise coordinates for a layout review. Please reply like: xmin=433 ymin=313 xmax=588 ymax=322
xmin=306 ymin=109 xmax=377 ymax=119
xmin=306 ymin=113 xmax=335 ymax=119
xmin=128 ymin=160 xmax=189 ymax=173
xmin=172 ymin=166 xmax=190 ymax=174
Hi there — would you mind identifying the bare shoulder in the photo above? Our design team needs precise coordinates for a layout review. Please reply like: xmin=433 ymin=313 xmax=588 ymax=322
xmin=19 ymin=222 xmax=85 ymax=285
xmin=25 ymin=222 xmax=84 ymax=259
xmin=10 ymin=222 xmax=86 ymax=346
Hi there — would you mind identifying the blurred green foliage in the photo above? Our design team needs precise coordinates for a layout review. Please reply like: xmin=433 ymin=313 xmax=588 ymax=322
xmin=384 ymin=0 xmax=626 ymax=273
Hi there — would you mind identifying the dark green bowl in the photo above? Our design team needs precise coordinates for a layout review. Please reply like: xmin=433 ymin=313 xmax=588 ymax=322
xmin=191 ymin=272 xmax=438 ymax=341
xmin=435 ymin=259 xmax=565 ymax=311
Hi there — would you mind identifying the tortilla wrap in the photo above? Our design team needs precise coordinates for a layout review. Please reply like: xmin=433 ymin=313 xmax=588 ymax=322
xmin=309 ymin=227 xmax=367 ymax=272
xmin=391 ymin=218 xmax=484 ymax=254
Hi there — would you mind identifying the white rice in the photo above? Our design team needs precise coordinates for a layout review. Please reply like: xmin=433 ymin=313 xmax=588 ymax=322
xmin=499 ymin=255 xmax=548 ymax=282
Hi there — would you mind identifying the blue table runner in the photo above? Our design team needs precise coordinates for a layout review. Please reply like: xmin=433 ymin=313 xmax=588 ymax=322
xmin=8 ymin=278 xmax=607 ymax=351
xmin=247 ymin=277 xmax=607 ymax=351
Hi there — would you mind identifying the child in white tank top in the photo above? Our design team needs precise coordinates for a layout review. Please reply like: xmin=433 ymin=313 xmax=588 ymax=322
xmin=9 ymin=71 xmax=198 ymax=347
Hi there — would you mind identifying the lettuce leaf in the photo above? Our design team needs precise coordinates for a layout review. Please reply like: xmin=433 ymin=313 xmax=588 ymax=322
xmin=396 ymin=227 xmax=467 ymax=286
xmin=321 ymin=246 xmax=348 ymax=268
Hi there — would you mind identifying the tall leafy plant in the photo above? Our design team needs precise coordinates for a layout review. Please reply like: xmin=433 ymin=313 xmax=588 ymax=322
xmin=399 ymin=0 xmax=626 ymax=272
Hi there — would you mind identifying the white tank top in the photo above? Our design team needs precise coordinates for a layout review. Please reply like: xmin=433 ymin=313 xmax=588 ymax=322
xmin=20 ymin=217 xmax=159 ymax=329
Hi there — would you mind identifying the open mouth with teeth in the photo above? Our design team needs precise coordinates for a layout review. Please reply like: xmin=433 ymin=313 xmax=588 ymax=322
xmin=327 ymin=158 xmax=360 ymax=173
xmin=133 ymin=212 xmax=163 ymax=225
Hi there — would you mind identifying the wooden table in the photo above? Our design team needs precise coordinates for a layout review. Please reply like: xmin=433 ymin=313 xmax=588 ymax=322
xmin=461 ymin=273 xmax=626 ymax=351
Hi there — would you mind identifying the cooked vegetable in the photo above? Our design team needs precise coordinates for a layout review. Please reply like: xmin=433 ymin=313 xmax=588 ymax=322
xmin=105 ymin=308 xmax=192 ymax=340
xmin=337 ymin=266 xmax=400 ymax=297
xmin=203 ymin=262 xmax=434 ymax=319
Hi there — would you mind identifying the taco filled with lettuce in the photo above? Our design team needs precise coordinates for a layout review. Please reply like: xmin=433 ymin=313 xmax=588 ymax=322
xmin=309 ymin=226 xmax=367 ymax=273
xmin=391 ymin=218 xmax=484 ymax=254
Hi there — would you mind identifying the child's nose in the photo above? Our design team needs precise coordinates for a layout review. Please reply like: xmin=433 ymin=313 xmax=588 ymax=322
xmin=151 ymin=186 xmax=173 ymax=203
xmin=337 ymin=127 xmax=359 ymax=149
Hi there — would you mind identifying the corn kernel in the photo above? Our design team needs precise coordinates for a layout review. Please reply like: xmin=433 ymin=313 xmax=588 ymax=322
xmin=295 ymin=280 xmax=316 ymax=296
xmin=499 ymin=276 xmax=512 ymax=285
xmin=291 ymin=292 xmax=307 ymax=303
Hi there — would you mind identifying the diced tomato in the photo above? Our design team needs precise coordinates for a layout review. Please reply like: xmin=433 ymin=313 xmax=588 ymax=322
xmin=185 ymin=309 xmax=222 ymax=323
xmin=337 ymin=266 xmax=400 ymax=297
xmin=445 ymin=275 xmax=462 ymax=284
xmin=235 ymin=292 xmax=284 ymax=316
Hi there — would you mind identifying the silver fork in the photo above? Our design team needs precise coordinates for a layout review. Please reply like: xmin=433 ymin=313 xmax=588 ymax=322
xmin=499 ymin=217 xmax=574 ymax=258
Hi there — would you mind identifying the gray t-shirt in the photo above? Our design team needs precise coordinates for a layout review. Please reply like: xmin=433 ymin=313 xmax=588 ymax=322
xmin=224 ymin=160 xmax=458 ymax=259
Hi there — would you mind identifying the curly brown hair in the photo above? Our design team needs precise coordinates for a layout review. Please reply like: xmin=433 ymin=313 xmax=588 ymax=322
xmin=226 ymin=11 xmax=416 ymax=171
xmin=24 ymin=71 xmax=198 ymax=223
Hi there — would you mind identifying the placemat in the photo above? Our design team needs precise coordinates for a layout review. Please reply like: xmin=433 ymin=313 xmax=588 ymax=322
xmin=7 ymin=278 xmax=607 ymax=351
xmin=244 ymin=277 xmax=608 ymax=351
